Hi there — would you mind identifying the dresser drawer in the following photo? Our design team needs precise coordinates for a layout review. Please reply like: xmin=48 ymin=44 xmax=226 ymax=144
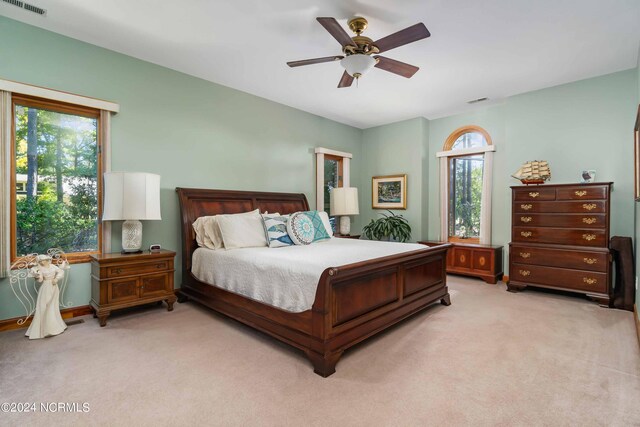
xmin=511 ymin=263 xmax=607 ymax=293
xmin=556 ymin=186 xmax=608 ymax=200
xmin=513 ymin=188 xmax=556 ymax=201
xmin=512 ymin=213 xmax=607 ymax=228
xmin=513 ymin=227 xmax=607 ymax=247
xmin=107 ymin=260 xmax=169 ymax=278
xmin=513 ymin=201 xmax=607 ymax=214
xmin=511 ymin=245 xmax=608 ymax=272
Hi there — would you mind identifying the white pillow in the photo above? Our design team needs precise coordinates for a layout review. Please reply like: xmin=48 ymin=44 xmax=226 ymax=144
xmin=217 ymin=209 xmax=268 ymax=250
xmin=203 ymin=216 xmax=225 ymax=250
xmin=318 ymin=211 xmax=334 ymax=237
xmin=192 ymin=217 xmax=206 ymax=247
xmin=193 ymin=216 xmax=224 ymax=250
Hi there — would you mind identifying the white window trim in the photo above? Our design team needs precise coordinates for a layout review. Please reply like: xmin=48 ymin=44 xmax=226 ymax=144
xmin=438 ymin=146 xmax=494 ymax=245
xmin=315 ymin=147 xmax=352 ymax=211
xmin=0 ymin=78 xmax=119 ymax=113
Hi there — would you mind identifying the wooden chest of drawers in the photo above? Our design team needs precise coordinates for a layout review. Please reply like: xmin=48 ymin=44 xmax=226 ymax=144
xmin=90 ymin=250 xmax=177 ymax=326
xmin=508 ymin=183 xmax=613 ymax=306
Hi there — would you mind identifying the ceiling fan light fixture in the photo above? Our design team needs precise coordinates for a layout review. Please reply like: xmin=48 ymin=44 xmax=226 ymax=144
xmin=340 ymin=54 xmax=376 ymax=79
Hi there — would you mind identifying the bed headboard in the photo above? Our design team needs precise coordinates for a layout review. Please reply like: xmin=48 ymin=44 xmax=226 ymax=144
xmin=175 ymin=188 xmax=310 ymax=272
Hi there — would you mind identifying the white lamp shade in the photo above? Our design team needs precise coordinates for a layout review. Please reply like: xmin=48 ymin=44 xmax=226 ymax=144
xmin=340 ymin=54 xmax=376 ymax=77
xmin=330 ymin=187 xmax=359 ymax=216
xmin=102 ymin=172 xmax=161 ymax=221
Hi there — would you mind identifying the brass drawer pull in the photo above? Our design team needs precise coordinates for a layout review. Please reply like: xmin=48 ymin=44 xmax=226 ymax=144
xmin=520 ymin=252 xmax=531 ymax=258
xmin=574 ymin=190 xmax=587 ymax=197
xmin=113 ymin=268 xmax=122 ymax=274
xmin=583 ymin=277 xmax=597 ymax=285
xmin=519 ymin=270 xmax=531 ymax=277
xmin=529 ymin=192 xmax=539 ymax=198
xmin=155 ymin=263 xmax=164 ymax=269
xmin=520 ymin=204 xmax=532 ymax=211
xmin=520 ymin=231 xmax=532 ymax=238
xmin=582 ymin=234 xmax=596 ymax=241
xmin=582 ymin=203 xmax=597 ymax=211
xmin=582 ymin=217 xmax=597 ymax=225
xmin=583 ymin=258 xmax=597 ymax=265
xmin=520 ymin=216 xmax=532 ymax=223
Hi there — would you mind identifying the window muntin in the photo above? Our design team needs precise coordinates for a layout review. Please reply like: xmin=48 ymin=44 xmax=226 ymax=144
xmin=448 ymin=154 xmax=484 ymax=240
xmin=11 ymin=95 xmax=101 ymax=263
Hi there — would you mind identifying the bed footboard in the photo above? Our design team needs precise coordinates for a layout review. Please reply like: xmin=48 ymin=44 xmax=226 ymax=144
xmin=307 ymin=244 xmax=451 ymax=377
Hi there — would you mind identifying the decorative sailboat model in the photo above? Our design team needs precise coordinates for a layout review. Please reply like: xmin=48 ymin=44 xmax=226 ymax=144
xmin=512 ymin=160 xmax=551 ymax=185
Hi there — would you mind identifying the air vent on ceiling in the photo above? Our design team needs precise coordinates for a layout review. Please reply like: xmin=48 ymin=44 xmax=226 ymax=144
xmin=2 ymin=0 xmax=46 ymax=15
xmin=467 ymin=97 xmax=489 ymax=104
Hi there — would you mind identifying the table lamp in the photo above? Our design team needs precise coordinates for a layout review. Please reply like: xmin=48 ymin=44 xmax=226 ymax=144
xmin=102 ymin=172 xmax=161 ymax=253
xmin=330 ymin=187 xmax=359 ymax=235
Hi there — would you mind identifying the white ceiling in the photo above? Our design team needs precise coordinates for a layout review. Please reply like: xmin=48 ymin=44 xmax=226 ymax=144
xmin=1 ymin=0 xmax=639 ymax=128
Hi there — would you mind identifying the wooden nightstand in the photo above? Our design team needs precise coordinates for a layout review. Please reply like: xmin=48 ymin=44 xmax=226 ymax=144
xmin=90 ymin=250 xmax=176 ymax=326
xmin=334 ymin=234 xmax=361 ymax=239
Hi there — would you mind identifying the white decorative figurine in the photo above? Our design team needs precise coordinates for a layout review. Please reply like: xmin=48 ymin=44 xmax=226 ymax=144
xmin=25 ymin=254 xmax=67 ymax=339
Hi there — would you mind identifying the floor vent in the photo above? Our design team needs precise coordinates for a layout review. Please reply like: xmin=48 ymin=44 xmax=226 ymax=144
xmin=2 ymin=0 xmax=46 ymax=15
xmin=65 ymin=318 xmax=85 ymax=327
xmin=467 ymin=97 xmax=489 ymax=104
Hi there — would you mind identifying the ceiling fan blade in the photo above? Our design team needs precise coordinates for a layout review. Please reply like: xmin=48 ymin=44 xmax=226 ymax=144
xmin=287 ymin=56 xmax=344 ymax=67
xmin=374 ymin=56 xmax=419 ymax=78
xmin=373 ymin=23 xmax=431 ymax=53
xmin=317 ymin=17 xmax=357 ymax=48
xmin=338 ymin=71 xmax=354 ymax=88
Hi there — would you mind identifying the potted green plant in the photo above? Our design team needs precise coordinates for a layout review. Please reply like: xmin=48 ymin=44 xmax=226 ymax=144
xmin=362 ymin=210 xmax=411 ymax=242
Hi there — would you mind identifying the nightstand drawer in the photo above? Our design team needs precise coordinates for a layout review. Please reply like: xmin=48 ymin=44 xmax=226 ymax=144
xmin=140 ymin=273 xmax=170 ymax=297
xmin=107 ymin=260 xmax=169 ymax=278
xmin=108 ymin=278 xmax=139 ymax=303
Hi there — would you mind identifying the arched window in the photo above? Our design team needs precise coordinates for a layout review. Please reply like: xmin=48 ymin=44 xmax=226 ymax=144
xmin=437 ymin=126 xmax=495 ymax=244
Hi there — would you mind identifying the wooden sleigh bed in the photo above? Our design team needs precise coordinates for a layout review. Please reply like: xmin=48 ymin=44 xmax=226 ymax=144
xmin=176 ymin=188 xmax=451 ymax=377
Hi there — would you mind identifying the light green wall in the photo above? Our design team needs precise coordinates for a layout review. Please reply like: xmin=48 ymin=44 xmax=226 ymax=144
xmin=427 ymin=69 xmax=636 ymax=273
xmin=428 ymin=69 xmax=638 ymax=273
xmin=360 ymin=117 xmax=428 ymax=241
xmin=0 ymin=15 xmax=637 ymax=321
xmin=0 ymin=16 xmax=363 ymax=320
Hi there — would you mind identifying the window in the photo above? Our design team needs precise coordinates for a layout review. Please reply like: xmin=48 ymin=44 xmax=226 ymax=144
xmin=323 ymin=155 xmax=343 ymax=230
xmin=11 ymin=95 xmax=102 ymax=263
xmin=315 ymin=147 xmax=351 ymax=232
xmin=448 ymin=154 xmax=484 ymax=240
xmin=437 ymin=126 xmax=494 ymax=244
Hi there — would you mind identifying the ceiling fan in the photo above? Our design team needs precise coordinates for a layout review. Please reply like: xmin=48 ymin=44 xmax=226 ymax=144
xmin=287 ymin=17 xmax=430 ymax=88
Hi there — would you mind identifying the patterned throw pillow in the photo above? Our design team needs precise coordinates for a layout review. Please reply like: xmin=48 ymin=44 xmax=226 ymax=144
xmin=287 ymin=212 xmax=315 ymax=245
xmin=301 ymin=210 xmax=331 ymax=242
xmin=262 ymin=214 xmax=293 ymax=248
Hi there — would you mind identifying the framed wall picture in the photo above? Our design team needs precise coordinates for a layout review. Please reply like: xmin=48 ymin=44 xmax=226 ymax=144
xmin=635 ymin=105 xmax=640 ymax=201
xmin=372 ymin=174 xmax=407 ymax=209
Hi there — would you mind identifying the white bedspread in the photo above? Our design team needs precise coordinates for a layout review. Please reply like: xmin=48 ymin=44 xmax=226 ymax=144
xmin=191 ymin=238 xmax=427 ymax=313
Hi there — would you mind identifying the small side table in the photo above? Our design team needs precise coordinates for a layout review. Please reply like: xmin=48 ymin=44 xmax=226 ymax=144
xmin=334 ymin=234 xmax=361 ymax=239
xmin=90 ymin=250 xmax=176 ymax=326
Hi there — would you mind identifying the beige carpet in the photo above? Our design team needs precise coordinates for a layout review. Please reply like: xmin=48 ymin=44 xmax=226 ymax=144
xmin=1 ymin=276 xmax=639 ymax=426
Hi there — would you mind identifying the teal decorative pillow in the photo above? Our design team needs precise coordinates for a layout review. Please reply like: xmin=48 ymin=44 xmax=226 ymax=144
xmin=262 ymin=214 xmax=293 ymax=248
xmin=287 ymin=212 xmax=315 ymax=245
xmin=301 ymin=210 xmax=331 ymax=242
